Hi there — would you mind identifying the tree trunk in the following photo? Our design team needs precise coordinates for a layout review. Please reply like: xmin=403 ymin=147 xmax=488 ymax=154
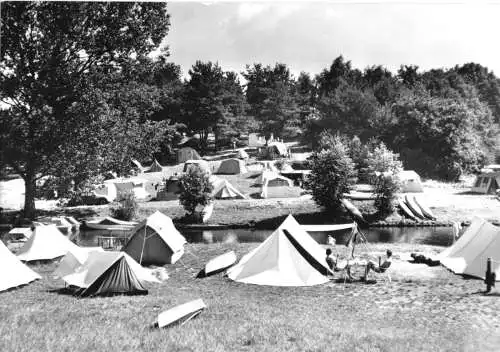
xmin=23 ymin=170 xmax=37 ymax=220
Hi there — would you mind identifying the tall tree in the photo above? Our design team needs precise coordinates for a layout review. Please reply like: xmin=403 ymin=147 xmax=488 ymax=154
xmin=182 ymin=61 xmax=247 ymax=151
xmin=0 ymin=2 xmax=170 ymax=218
xmin=243 ymin=63 xmax=301 ymax=139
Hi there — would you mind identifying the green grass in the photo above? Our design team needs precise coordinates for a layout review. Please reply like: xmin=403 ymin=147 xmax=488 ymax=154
xmin=2 ymin=243 xmax=500 ymax=351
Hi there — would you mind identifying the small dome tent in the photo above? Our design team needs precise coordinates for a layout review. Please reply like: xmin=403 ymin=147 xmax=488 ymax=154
xmin=212 ymin=180 xmax=246 ymax=199
xmin=122 ymin=211 xmax=186 ymax=265
xmin=217 ymin=158 xmax=247 ymax=175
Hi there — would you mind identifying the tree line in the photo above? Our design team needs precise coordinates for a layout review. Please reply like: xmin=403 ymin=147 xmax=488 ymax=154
xmin=1 ymin=2 xmax=500 ymax=218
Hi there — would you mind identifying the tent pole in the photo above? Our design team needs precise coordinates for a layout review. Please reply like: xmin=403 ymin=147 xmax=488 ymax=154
xmin=139 ymin=226 xmax=147 ymax=265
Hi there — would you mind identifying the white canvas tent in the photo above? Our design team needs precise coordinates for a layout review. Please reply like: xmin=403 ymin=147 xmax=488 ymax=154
xmin=399 ymin=170 xmax=424 ymax=193
xmin=471 ymin=171 xmax=500 ymax=194
xmin=54 ymin=247 xmax=105 ymax=279
xmin=260 ymin=174 xmax=294 ymax=199
xmin=16 ymin=225 xmax=82 ymax=262
xmin=62 ymin=251 xmax=160 ymax=296
xmin=440 ymin=217 xmax=500 ymax=280
xmin=94 ymin=178 xmax=151 ymax=203
xmin=227 ymin=215 xmax=333 ymax=286
xmin=0 ymin=240 xmax=41 ymax=292
xmin=122 ymin=211 xmax=187 ymax=265
xmin=217 ymin=158 xmax=247 ymax=174
xmin=212 ymin=180 xmax=246 ymax=199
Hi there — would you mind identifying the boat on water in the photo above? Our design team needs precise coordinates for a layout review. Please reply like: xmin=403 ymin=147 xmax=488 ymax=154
xmin=413 ymin=196 xmax=436 ymax=220
xmin=404 ymin=194 xmax=426 ymax=220
xmin=84 ymin=217 xmax=138 ymax=231
xmin=199 ymin=251 xmax=237 ymax=278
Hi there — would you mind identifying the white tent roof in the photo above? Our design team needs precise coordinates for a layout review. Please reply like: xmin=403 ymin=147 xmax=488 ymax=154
xmin=16 ymin=225 xmax=81 ymax=261
xmin=268 ymin=142 xmax=288 ymax=156
xmin=0 ymin=240 xmax=41 ymax=292
xmin=227 ymin=215 xmax=333 ymax=286
xmin=62 ymin=251 xmax=160 ymax=289
xmin=440 ymin=217 xmax=500 ymax=280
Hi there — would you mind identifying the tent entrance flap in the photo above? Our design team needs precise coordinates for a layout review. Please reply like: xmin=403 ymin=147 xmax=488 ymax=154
xmin=282 ymin=229 xmax=331 ymax=276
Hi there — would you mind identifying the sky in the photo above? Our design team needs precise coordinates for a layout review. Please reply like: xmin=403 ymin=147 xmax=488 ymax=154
xmin=160 ymin=1 xmax=500 ymax=80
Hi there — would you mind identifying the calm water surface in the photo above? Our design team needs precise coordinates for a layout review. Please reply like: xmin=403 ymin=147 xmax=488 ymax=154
xmin=73 ymin=226 xmax=455 ymax=248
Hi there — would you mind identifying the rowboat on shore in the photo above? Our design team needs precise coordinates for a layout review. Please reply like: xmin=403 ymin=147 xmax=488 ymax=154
xmin=398 ymin=198 xmax=417 ymax=221
xmin=413 ymin=196 xmax=436 ymax=220
xmin=198 ymin=251 xmax=237 ymax=278
xmin=156 ymin=299 xmax=207 ymax=328
xmin=84 ymin=217 xmax=138 ymax=231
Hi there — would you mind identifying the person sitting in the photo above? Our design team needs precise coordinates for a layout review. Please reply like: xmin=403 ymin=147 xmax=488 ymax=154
xmin=361 ymin=249 xmax=393 ymax=281
xmin=325 ymin=248 xmax=336 ymax=273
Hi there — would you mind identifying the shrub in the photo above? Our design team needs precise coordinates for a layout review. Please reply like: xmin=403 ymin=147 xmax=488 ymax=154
xmin=366 ymin=142 xmax=403 ymax=179
xmin=373 ymin=173 xmax=401 ymax=217
xmin=178 ymin=168 xmax=214 ymax=220
xmin=305 ymin=135 xmax=356 ymax=214
xmin=110 ymin=192 xmax=138 ymax=221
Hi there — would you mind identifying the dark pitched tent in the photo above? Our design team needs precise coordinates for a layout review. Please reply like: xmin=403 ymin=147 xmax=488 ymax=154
xmin=62 ymin=251 xmax=160 ymax=297
xmin=145 ymin=159 xmax=163 ymax=173
xmin=122 ymin=211 xmax=187 ymax=265
xmin=177 ymin=147 xmax=201 ymax=164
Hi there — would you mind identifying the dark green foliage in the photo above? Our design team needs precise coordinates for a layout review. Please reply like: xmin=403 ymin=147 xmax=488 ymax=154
xmin=304 ymin=135 xmax=356 ymax=214
xmin=178 ymin=168 xmax=214 ymax=217
xmin=0 ymin=2 xmax=171 ymax=218
xmin=110 ymin=192 xmax=138 ymax=221
xmin=374 ymin=174 xmax=401 ymax=217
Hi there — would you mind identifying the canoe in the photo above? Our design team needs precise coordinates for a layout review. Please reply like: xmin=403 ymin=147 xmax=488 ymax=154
xmin=404 ymin=194 xmax=426 ymax=220
xmin=413 ymin=196 xmax=436 ymax=220
xmin=202 ymin=251 xmax=237 ymax=277
xmin=157 ymin=299 xmax=206 ymax=328
xmin=398 ymin=198 xmax=417 ymax=220
xmin=341 ymin=198 xmax=366 ymax=223
xmin=202 ymin=203 xmax=214 ymax=224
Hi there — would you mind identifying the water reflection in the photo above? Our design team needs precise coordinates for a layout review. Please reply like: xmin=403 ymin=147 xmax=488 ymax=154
xmin=72 ymin=226 xmax=454 ymax=248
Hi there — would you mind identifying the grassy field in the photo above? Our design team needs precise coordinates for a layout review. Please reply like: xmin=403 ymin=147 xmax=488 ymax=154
xmin=2 ymin=242 xmax=500 ymax=352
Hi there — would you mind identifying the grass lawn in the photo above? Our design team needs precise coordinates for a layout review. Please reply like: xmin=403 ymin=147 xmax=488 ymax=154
xmin=2 ymin=242 xmax=500 ymax=352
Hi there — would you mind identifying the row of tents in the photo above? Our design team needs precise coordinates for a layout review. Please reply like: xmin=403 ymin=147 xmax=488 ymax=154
xmin=3 ymin=211 xmax=500 ymax=297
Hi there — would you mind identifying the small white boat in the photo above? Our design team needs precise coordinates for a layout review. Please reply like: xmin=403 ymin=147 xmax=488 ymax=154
xmin=7 ymin=227 xmax=33 ymax=242
xmin=202 ymin=203 xmax=214 ymax=224
xmin=202 ymin=251 xmax=237 ymax=277
xmin=84 ymin=217 xmax=138 ymax=231
xmin=413 ymin=196 xmax=436 ymax=220
xmin=398 ymin=198 xmax=417 ymax=221
xmin=157 ymin=299 xmax=206 ymax=328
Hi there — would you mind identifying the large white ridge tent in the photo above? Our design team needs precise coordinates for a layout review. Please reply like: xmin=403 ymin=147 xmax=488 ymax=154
xmin=227 ymin=214 xmax=333 ymax=286
xmin=0 ymin=240 xmax=41 ymax=292
xmin=16 ymin=225 xmax=82 ymax=262
xmin=439 ymin=217 xmax=500 ymax=280
xmin=122 ymin=211 xmax=187 ymax=265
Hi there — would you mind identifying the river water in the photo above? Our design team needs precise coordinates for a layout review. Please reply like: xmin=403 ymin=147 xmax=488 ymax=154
xmin=73 ymin=226 xmax=454 ymax=248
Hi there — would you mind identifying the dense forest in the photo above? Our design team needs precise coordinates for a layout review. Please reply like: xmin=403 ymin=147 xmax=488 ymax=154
xmin=1 ymin=2 xmax=500 ymax=217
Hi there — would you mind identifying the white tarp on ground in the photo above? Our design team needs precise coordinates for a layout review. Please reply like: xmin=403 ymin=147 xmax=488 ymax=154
xmin=440 ymin=217 xmax=500 ymax=280
xmin=122 ymin=211 xmax=186 ymax=265
xmin=62 ymin=251 xmax=160 ymax=288
xmin=0 ymin=240 xmax=41 ymax=292
xmin=227 ymin=215 xmax=333 ymax=286
xmin=16 ymin=225 xmax=82 ymax=262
